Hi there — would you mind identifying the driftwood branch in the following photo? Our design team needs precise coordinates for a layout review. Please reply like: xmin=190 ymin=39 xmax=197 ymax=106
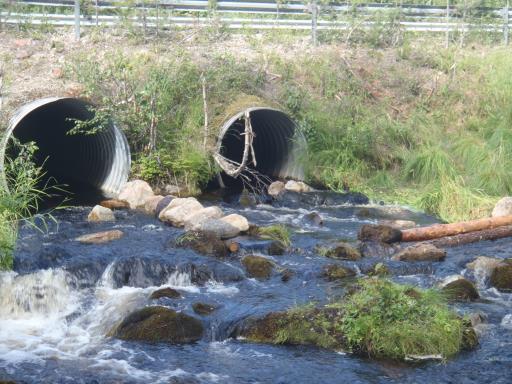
xmin=427 ymin=225 xmax=512 ymax=248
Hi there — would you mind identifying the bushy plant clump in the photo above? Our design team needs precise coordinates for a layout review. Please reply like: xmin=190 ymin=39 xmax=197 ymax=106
xmin=244 ymin=279 xmax=476 ymax=361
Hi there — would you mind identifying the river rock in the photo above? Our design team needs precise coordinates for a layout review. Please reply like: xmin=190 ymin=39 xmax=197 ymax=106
xmin=303 ymin=212 xmax=323 ymax=226
xmin=322 ymin=242 xmax=361 ymax=261
xmin=356 ymin=206 xmax=417 ymax=221
xmin=155 ymin=195 xmax=175 ymax=217
xmin=358 ymin=224 xmax=402 ymax=243
xmin=111 ymin=306 xmax=203 ymax=344
xmin=268 ymin=240 xmax=286 ymax=256
xmin=285 ymin=180 xmax=313 ymax=193
xmin=466 ymin=256 xmax=502 ymax=284
xmin=118 ymin=180 xmax=155 ymax=209
xmin=268 ymin=181 xmax=285 ymax=197
xmin=322 ymin=264 xmax=356 ymax=281
xmin=281 ymin=268 xmax=294 ymax=282
xmin=87 ymin=205 xmax=115 ymax=222
xmin=194 ymin=219 xmax=241 ymax=240
xmin=220 ymin=214 xmax=250 ymax=232
xmin=150 ymin=287 xmax=181 ymax=300
xmin=391 ymin=243 xmax=446 ymax=262
xmin=175 ymin=231 xmax=228 ymax=257
xmin=490 ymin=259 xmax=512 ymax=292
xmin=100 ymin=199 xmax=130 ymax=210
xmin=239 ymin=189 xmax=257 ymax=207
xmin=143 ymin=195 xmax=164 ymax=215
xmin=75 ymin=230 xmax=124 ymax=244
xmin=159 ymin=198 xmax=204 ymax=227
xmin=192 ymin=302 xmax=217 ymax=316
xmin=492 ymin=197 xmax=512 ymax=217
xmin=184 ymin=206 xmax=224 ymax=231
xmin=242 ymin=255 xmax=274 ymax=279
xmin=439 ymin=275 xmax=479 ymax=301
xmin=359 ymin=241 xmax=399 ymax=258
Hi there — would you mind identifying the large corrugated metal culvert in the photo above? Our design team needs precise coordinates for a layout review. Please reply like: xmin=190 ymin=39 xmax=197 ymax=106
xmin=213 ymin=97 xmax=305 ymax=183
xmin=1 ymin=97 xmax=130 ymax=199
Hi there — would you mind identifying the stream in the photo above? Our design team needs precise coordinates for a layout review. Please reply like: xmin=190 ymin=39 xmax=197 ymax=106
xmin=0 ymin=192 xmax=511 ymax=383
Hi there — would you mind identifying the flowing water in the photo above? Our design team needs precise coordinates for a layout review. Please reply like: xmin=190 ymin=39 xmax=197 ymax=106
xmin=1 ymin=193 xmax=511 ymax=383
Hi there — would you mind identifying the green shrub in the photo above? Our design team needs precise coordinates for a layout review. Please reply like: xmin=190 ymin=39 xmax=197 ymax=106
xmin=339 ymin=279 xmax=467 ymax=360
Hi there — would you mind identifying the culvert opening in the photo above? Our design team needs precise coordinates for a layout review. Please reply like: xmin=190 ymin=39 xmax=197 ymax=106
xmin=1 ymin=98 xmax=130 ymax=205
xmin=213 ymin=107 xmax=304 ymax=191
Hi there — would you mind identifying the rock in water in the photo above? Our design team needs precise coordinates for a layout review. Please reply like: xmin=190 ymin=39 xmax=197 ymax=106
xmin=87 ymin=205 xmax=115 ymax=222
xmin=322 ymin=264 xmax=356 ymax=281
xmin=111 ymin=306 xmax=203 ymax=344
xmin=268 ymin=241 xmax=286 ymax=256
xmin=304 ymin=212 xmax=323 ymax=226
xmin=466 ymin=256 xmax=502 ymax=284
xmin=380 ymin=220 xmax=416 ymax=230
xmin=391 ymin=243 xmax=446 ymax=262
xmin=159 ymin=197 xmax=204 ymax=227
xmin=143 ymin=195 xmax=164 ymax=215
xmin=184 ymin=206 xmax=224 ymax=231
xmin=358 ymin=224 xmax=402 ymax=243
xmin=285 ymin=180 xmax=313 ymax=193
xmin=194 ymin=219 xmax=241 ymax=240
xmin=174 ymin=231 xmax=228 ymax=257
xmin=239 ymin=189 xmax=257 ymax=207
xmin=150 ymin=287 xmax=182 ymax=300
xmin=242 ymin=255 xmax=274 ymax=279
xmin=220 ymin=214 xmax=250 ymax=232
xmin=75 ymin=230 xmax=124 ymax=244
xmin=268 ymin=181 xmax=285 ymax=197
xmin=492 ymin=197 xmax=512 ymax=217
xmin=490 ymin=259 xmax=512 ymax=292
xmin=118 ymin=180 xmax=155 ymax=209
xmin=439 ymin=275 xmax=479 ymax=301
xmin=192 ymin=302 xmax=217 ymax=316
xmin=100 ymin=199 xmax=130 ymax=210
xmin=322 ymin=242 xmax=361 ymax=260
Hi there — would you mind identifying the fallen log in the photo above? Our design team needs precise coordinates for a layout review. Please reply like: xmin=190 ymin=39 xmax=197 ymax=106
xmin=399 ymin=215 xmax=512 ymax=242
xmin=427 ymin=225 xmax=512 ymax=248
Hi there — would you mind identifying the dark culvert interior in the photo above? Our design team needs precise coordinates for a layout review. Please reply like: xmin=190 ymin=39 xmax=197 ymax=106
xmin=214 ymin=108 xmax=302 ymax=191
xmin=4 ymin=98 xmax=130 ymax=205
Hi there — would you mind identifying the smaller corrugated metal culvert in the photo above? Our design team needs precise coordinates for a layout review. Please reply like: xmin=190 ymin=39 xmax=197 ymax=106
xmin=215 ymin=107 xmax=305 ymax=181
xmin=1 ymin=97 xmax=131 ymax=198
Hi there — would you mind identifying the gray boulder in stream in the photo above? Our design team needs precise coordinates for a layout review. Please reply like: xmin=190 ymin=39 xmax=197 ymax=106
xmin=391 ymin=243 xmax=446 ymax=262
xmin=111 ymin=306 xmax=203 ymax=344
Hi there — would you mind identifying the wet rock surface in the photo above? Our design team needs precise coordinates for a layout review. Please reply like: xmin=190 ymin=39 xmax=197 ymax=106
xmin=391 ymin=243 xmax=446 ymax=262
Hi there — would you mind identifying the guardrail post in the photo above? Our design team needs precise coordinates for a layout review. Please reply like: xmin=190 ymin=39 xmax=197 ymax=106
xmin=311 ymin=0 xmax=318 ymax=46
xmin=74 ymin=0 xmax=80 ymax=40
xmin=504 ymin=0 xmax=509 ymax=45
xmin=445 ymin=0 xmax=450 ymax=48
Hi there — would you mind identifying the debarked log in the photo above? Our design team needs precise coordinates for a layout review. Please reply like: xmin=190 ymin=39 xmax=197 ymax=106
xmin=399 ymin=215 xmax=512 ymax=242
xmin=426 ymin=225 xmax=512 ymax=248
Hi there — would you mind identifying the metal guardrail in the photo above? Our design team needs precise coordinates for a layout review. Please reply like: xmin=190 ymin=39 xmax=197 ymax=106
xmin=1 ymin=0 xmax=510 ymax=44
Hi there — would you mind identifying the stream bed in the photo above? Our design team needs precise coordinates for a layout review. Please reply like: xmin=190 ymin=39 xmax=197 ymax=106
xmin=0 ymin=193 xmax=511 ymax=383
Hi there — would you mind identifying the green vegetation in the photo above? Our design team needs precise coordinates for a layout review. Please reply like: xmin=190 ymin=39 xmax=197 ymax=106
xmin=339 ymin=279 xmax=472 ymax=359
xmin=257 ymin=225 xmax=292 ymax=248
xmin=244 ymin=279 xmax=477 ymax=360
xmin=0 ymin=142 xmax=48 ymax=270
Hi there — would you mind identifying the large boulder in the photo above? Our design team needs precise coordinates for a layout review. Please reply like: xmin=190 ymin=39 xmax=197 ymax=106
xmin=391 ymin=243 xmax=446 ymax=262
xmin=492 ymin=197 xmax=512 ymax=217
xmin=184 ymin=206 xmax=224 ymax=231
xmin=87 ymin=205 xmax=115 ymax=222
xmin=268 ymin=181 xmax=285 ymax=197
xmin=220 ymin=214 xmax=249 ymax=232
xmin=75 ymin=230 xmax=124 ymax=244
xmin=159 ymin=198 xmax=204 ymax=227
xmin=143 ymin=195 xmax=164 ymax=215
xmin=358 ymin=224 xmax=402 ymax=243
xmin=111 ymin=306 xmax=203 ymax=344
xmin=490 ymin=259 xmax=512 ymax=292
xmin=242 ymin=255 xmax=274 ymax=280
xmin=118 ymin=180 xmax=155 ymax=209
xmin=466 ymin=256 xmax=502 ymax=283
xmin=439 ymin=275 xmax=479 ymax=301
xmin=285 ymin=180 xmax=313 ymax=193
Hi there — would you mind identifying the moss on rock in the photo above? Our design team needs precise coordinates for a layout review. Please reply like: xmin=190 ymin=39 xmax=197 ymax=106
xmin=149 ymin=287 xmax=182 ymax=300
xmin=111 ymin=306 xmax=203 ymax=344
xmin=490 ymin=259 xmax=512 ymax=292
xmin=242 ymin=255 xmax=275 ymax=280
xmin=174 ymin=231 xmax=228 ymax=257
xmin=192 ymin=302 xmax=217 ymax=316
xmin=322 ymin=264 xmax=356 ymax=281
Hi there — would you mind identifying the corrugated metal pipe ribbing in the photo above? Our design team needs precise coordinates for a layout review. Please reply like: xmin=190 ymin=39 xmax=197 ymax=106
xmin=215 ymin=107 xmax=305 ymax=181
xmin=1 ymin=97 xmax=130 ymax=198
